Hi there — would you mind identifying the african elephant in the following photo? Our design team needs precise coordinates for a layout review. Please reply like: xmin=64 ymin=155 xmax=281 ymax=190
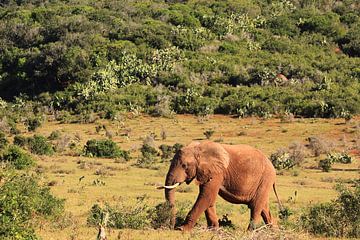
xmin=159 ymin=141 xmax=282 ymax=231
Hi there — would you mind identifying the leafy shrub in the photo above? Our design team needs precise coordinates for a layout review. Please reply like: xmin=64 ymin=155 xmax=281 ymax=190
xmin=327 ymin=152 xmax=352 ymax=164
xmin=1 ymin=145 xmax=35 ymax=170
xmin=0 ymin=171 xmax=64 ymax=239
xmin=27 ymin=135 xmax=54 ymax=155
xmin=83 ymin=139 xmax=130 ymax=160
xmin=270 ymin=143 xmax=305 ymax=170
xmin=319 ymin=152 xmax=353 ymax=172
xmin=300 ymin=184 xmax=360 ymax=237
xmin=25 ymin=117 xmax=42 ymax=132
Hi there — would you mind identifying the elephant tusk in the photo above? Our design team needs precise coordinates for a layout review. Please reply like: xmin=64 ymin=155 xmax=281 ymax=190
xmin=156 ymin=182 xmax=180 ymax=190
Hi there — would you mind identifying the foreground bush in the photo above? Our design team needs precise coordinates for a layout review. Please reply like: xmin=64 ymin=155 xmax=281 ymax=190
xmin=300 ymin=184 xmax=360 ymax=237
xmin=88 ymin=197 xmax=191 ymax=230
xmin=87 ymin=196 xmax=151 ymax=229
xmin=84 ymin=139 xmax=130 ymax=160
xmin=0 ymin=171 xmax=64 ymax=239
xmin=1 ymin=145 xmax=35 ymax=170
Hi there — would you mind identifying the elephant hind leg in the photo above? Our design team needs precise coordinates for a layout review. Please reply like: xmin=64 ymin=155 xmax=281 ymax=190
xmin=247 ymin=207 xmax=262 ymax=231
xmin=261 ymin=205 xmax=277 ymax=227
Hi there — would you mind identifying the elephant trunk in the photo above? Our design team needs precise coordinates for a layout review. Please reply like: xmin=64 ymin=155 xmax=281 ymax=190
xmin=165 ymin=174 xmax=176 ymax=228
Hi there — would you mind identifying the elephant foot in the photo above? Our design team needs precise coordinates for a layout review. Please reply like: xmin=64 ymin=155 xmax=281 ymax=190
xmin=176 ymin=224 xmax=193 ymax=232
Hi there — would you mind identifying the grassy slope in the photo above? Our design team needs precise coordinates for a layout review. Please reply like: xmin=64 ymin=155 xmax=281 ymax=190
xmin=31 ymin=115 xmax=359 ymax=239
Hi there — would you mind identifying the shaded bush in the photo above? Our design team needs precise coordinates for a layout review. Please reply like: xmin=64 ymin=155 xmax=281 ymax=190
xmin=13 ymin=135 xmax=28 ymax=147
xmin=0 ymin=132 xmax=8 ymax=149
xmin=83 ymin=139 xmax=129 ymax=160
xmin=136 ymin=144 xmax=159 ymax=168
xmin=25 ymin=117 xmax=42 ymax=132
xmin=1 ymin=145 xmax=35 ymax=170
xmin=300 ymin=184 xmax=360 ymax=237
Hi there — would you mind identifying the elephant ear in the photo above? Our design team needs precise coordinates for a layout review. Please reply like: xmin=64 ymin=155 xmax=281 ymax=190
xmin=195 ymin=142 xmax=230 ymax=184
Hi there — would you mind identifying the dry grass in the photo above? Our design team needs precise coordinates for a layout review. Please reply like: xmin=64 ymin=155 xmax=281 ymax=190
xmin=27 ymin=115 xmax=359 ymax=240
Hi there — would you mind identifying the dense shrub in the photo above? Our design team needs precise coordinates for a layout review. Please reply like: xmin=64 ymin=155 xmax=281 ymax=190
xmin=0 ymin=171 xmax=64 ymax=239
xmin=300 ymin=184 xmax=360 ymax=237
xmin=83 ymin=139 xmax=130 ymax=160
xmin=25 ymin=117 xmax=42 ymax=132
xmin=1 ymin=145 xmax=35 ymax=170
xmin=27 ymin=135 xmax=54 ymax=156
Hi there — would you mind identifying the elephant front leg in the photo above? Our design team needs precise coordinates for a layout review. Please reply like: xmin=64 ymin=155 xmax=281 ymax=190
xmin=180 ymin=177 xmax=222 ymax=231
xmin=205 ymin=205 xmax=219 ymax=229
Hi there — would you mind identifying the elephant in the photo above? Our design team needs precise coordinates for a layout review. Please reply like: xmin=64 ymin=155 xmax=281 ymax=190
xmin=158 ymin=141 xmax=282 ymax=231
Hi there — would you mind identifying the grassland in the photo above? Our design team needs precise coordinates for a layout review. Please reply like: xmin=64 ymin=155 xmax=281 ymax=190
xmin=29 ymin=115 xmax=359 ymax=240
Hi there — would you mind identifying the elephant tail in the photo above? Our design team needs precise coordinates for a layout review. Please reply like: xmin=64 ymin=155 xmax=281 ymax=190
xmin=273 ymin=182 xmax=284 ymax=211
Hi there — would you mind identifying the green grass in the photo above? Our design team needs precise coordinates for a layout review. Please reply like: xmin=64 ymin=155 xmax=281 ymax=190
xmin=27 ymin=115 xmax=359 ymax=239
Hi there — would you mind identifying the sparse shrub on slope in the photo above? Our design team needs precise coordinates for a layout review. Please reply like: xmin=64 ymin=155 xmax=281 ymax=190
xmin=301 ymin=184 xmax=360 ymax=237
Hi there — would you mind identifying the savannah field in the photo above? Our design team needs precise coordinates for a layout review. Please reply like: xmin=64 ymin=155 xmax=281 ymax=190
xmin=23 ymin=114 xmax=360 ymax=240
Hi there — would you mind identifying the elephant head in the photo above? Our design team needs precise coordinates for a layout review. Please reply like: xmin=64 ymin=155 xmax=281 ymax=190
xmin=162 ymin=141 xmax=230 ymax=228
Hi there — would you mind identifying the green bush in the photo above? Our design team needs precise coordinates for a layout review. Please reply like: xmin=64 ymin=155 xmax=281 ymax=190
xmin=0 ymin=171 xmax=64 ymax=239
xmin=300 ymin=184 xmax=360 ymax=237
xmin=27 ymin=135 xmax=54 ymax=156
xmin=84 ymin=139 xmax=130 ymax=160
xmin=1 ymin=145 xmax=35 ymax=170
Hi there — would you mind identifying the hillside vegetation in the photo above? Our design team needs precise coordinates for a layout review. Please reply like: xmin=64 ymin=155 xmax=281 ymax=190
xmin=0 ymin=0 xmax=360 ymax=118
